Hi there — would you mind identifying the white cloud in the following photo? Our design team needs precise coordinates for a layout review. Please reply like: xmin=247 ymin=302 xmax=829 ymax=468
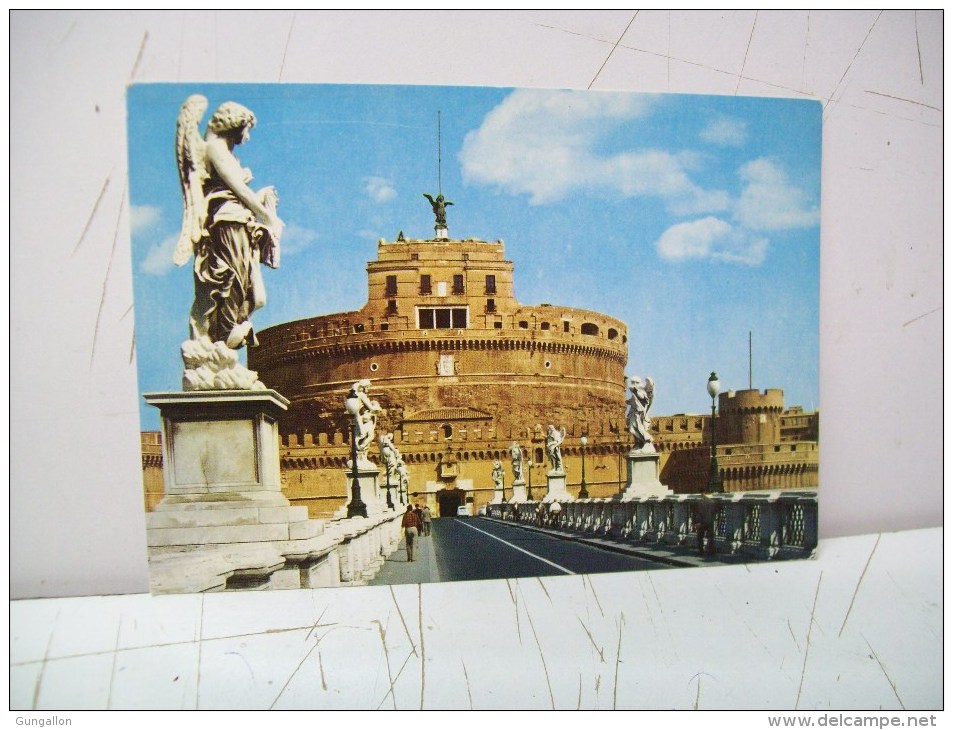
xmin=461 ymin=89 xmax=690 ymax=206
xmin=655 ymin=217 xmax=767 ymax=266
xmin=140 ymin=234 xmax=178 ymax=276
xmin=130 ymin=204 xmax=162 ymax=234
xmin=700 ymin=116 xmax=748 ymax=147
xmin=364 ymin=176 xmax=397 ymax=203
xmin=735 ymin=158 xmax=819 ymax=231
xmin=281 ymin=223 xmax=319 ymax=256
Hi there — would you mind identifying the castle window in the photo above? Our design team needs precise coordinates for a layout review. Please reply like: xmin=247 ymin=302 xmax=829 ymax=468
xmin=420 ymin=274 xmax=432 ymax=295
xmin=385 ymin=275 xmax=398 ymax=296
xmin=486 ymin=299 xmax=496 ymax=313
xmin=540 ymin=322 xmax=550 ymax=331
xmin=607 ymin=328 xmax=618 ymax=340
xmin=494 ymin=321 xmax=503 ymax=329
xmin=418 ymin=307 xmax=468 ymax=329
xmin=442 ymin=424 xmax=453 ymax=439
xmin=563 ymin=321 xmax=570 ymax=333
xmin=485 ymin=275 xmax=497 ymax=294
xmin=581 ymin=323 xmax=599 ymax=336
xmin=411 ymin=253 xmax=419 ymax=260
xmin=453 ymin=274 xmax=465 ymax=294
xmin=354 ymin=323 xmax=364 ymax=333
xmin=387 ymin=299 xmax=398 ymax=315
xmin=380 ymin=323 xmax=389 ymax=331
xmin=519 ymin=320 xmax=528 ymax=329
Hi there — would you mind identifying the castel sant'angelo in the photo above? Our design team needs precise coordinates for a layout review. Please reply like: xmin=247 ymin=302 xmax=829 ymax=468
xmin=142 ymin=200 xmax=818 ymax=517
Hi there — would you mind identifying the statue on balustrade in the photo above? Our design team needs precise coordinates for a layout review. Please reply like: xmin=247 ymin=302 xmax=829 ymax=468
xmin=546 ymin=425 xmax=566 ymax=473
xmin=626 ymin=376 xmax=656 ymax=450
xmin=379 ymin=432 xmax=400 ymax=477
xmin=174 ymin=94 xmax=284 ymax=390
xmin=509 ymin=441 xmax=525 ymax=483
xmin=345 ymin=379 xmax=382 ymax=464
xmin=492 ymin=461 xmax=504 ymax=490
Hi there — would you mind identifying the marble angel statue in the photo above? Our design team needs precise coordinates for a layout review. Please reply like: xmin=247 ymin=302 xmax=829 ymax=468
xmin=174 ymin=94 xmax=284 ymax=352
xmin=626 ymin=376 xmax=656 ymax=449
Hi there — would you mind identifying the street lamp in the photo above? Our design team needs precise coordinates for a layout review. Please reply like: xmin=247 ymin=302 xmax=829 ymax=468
xmin=526 ymin=460 xmax=534 ymax=501
xmin=346 ymin=423 xmax=368 ymax=518
xmin=707 ymin=372 xmax=723 ymax=493
xmin=579 ymin=433 xmax=589 ymax=498
xmin=384 ymin=462 xmax=394 ymax=510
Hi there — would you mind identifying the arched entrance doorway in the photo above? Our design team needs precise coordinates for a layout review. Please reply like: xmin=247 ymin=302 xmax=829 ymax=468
xmin=436 ymin=488 xmax=464 ymax=517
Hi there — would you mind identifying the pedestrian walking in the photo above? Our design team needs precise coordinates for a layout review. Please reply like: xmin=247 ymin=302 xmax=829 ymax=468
xmin=402 ymin=505 xmax=422 ymax=561
xmin=421 ymin=505 xmax=432 ymax=536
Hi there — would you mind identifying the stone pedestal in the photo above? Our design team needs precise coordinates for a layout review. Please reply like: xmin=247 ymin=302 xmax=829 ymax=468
xmin=144 ymin=390 xmax=339 ymax=592
xmin=509 ymin=479 xmax=528 ymax=503
xmin=542 ymin=471 xmax=573 ymax=502
xmin=620 ymin=447 xmax=673 ymax=500
xmin=335 ymin=462 xmax=389 ymax=518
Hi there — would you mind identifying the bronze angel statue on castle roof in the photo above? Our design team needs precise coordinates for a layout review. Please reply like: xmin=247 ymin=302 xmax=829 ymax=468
xmin=174 ymin=94 xmax=284 ymax=352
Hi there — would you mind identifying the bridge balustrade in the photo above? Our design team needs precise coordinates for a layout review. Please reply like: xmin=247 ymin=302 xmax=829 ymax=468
xmin=485 ymin=491 xmax=817 ymax=560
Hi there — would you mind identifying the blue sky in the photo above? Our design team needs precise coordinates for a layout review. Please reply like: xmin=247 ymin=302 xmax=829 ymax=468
xmin=128 ymin=83 xmax=821 ymax=431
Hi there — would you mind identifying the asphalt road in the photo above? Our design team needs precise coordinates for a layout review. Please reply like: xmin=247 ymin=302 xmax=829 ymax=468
xmin=431 ymin=517 xmax=667 ymax=583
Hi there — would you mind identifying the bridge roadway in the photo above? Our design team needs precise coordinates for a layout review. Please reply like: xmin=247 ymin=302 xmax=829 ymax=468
xmin=369 ymin=516 xmax=669 ymax=587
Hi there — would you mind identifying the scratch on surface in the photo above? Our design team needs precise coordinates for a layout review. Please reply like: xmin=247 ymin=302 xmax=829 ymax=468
xmin=374 ymin=618 xmax=397 ymax=710
xmin=58 ymin=20 xmax=77 ymax=46
xmin=577 ymin=674 xmax=582 ymax=710
xmin=863 ymin=634 xmax=906 ymax=709
xmin=795 ymin=572 xmax=823 ymax=710
xmin=195 ymin=594 xmax=204 ymax=710
xmin=270 ymin=614 xmax=338 ymax=710
xmin=129 ymin=31 xmax=149 ymax=81
xmin=129 ymin=329 xmax=136 ymax=364
xmin=864 ymin=90 xmax=942 ymax=112
xmin=576 ymin=616 xmax=606 ymax=663
xmin=612 ymin=613 xmax=625 ymax=710
xmin=693 ymin=673 xmax=702 ymax=710
xmin=223 ymin=651 xmax=256 ymax=682
xmin=520 ymin=583 xmax=555 ymax=709
xmin=506 ymin=579 xmax=522 ymax=644
xmin=824 ymin=11 xmax=884 ymax=115
xmin=588 ymin=11 xmax=639 ymax=90
xmin=735 ymin=11 xmax=759 ymax=94
xmin=536 ymin=576 xmax=552 ymax=602
xmin=839 ymin=534 xmax=880 ymax=637
xmin=278 ymin=12 xmax=296 ymax=82
xmin=801 ymin=12 xmax=810 ymax=93
xmin=585 ymin=574 xmax=605 ymax=617
xmin=71 ymin=176 xmax=111 ymax=256
xmin=462 ymin=660 xmax=474 ymax=710
xmin=914 ymin=11 xmax=924 ymax=85
xmin=787 ymin=619 xmax=803 ymax=652
xmin=418 ymin=583 xmax=425 ymax=710
xmin=90 ymin=191 xmax=126 ymax=371
xmin=105 ymin=617 xmax=123 ymax=709
xmin=388 ymin=585 xmax=419 ymax=657
xmin=317 ymin=651 xmax=327 ymax=691
xmin=902 ymin=307 xmax=942 ymax=328
xmin=31 ymin=611 xmax=59 ymax=710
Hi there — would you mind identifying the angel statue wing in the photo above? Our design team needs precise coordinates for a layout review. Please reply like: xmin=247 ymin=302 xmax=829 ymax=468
xmin=644 ymin=377 xmax=655 ymax=414
xmin=173 ymin=94 xmax=209 ymax=266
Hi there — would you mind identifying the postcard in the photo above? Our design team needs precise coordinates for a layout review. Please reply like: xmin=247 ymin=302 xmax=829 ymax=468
xmin=127 ymin=83 xmax=820 ymax=593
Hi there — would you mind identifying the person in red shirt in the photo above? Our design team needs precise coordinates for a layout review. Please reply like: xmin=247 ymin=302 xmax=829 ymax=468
xmin=402 ymin=505 xmax=423 ymax=561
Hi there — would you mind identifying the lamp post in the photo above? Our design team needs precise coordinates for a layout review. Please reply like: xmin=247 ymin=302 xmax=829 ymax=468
xmin=384 ymin=463 xmax=394 ymax=510
xmin=579 ymin=433 xmax=589 ymax=498
xmin=346 ymin=423 xmax=368 ymax=518
xmin=526 ymin=460 xmax=533 ymax=501
xmin=707 ymin=372 xmax=723 ymax=493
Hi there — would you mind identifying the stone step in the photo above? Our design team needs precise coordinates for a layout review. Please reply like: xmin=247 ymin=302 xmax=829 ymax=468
xmin=147 ymin=522 xmax=291 ymax=547
xmin=146 ymin=505 xmax=311 ymax=529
